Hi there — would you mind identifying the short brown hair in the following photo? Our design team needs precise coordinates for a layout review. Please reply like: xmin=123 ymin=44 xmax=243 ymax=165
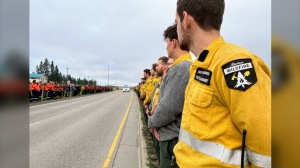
xmin=152 ymin=63 xmax=157 ymax=72
xmin=177 ymin=0 xmax=224 ymax=31
xmin=163 ymin=24 xmax=178 ymax=41
xmin=144 ymin=69 xmax=151 ymax=75
xmin=158 ymin=56 xmax=169 ymax=65
xmin=163 ymin=23 xmax=189 ymax=51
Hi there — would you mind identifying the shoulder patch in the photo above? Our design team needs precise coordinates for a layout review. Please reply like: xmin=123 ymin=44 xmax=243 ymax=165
xmin=222 ymin=59 xmax=257 ymax=91
xmin=194 ymin=68 xmax=212 ymax=86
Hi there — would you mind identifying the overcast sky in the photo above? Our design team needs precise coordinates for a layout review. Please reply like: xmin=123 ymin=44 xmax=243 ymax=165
xmin=29 ymin=0 xmax=271 ymax=86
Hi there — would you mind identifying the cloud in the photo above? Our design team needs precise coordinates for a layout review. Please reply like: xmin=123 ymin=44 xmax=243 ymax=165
xmin=30 ymin=0 xmax=271 ymax=86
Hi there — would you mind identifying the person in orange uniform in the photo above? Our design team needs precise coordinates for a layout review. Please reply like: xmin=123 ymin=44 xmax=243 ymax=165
xmin=51 ymin=83 xmax=55 ymax=99
xmin=38 ymin=81 xmax=43 ymax=101
xmin=173 ymin=0 xmax=271 ymax=167
xmin=46 ymin=82 xmax=54 ymax=99
xmin=35 ymin=81 xmax=41 ymax=101
xmin=85 ymin=84 xmax=89 ymax=94
xmin=53 ymin=83 xmax=57 ymax=99
xmin=42 ymin=83 xmax=48 ymax=100
xmin=91 ymin=85 xmax=95 ymax=94
xmin=31 ymin=80 xmax=38 ymax=101
xmin=57 ymin=83 xmax=62 ymax=98
xmin=29 ymin=81 xmax=33 ymax=102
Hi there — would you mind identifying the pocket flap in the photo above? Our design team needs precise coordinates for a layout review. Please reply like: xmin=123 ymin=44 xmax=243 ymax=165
xmin=190 ymin=87 xmax=213 ymax=107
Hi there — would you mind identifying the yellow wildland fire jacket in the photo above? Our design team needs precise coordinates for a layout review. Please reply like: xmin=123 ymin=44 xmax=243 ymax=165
xmin=143 ymin=77 xmax=154 ymax=105
xmin=174 ymin=37 xmax=271 ymax=168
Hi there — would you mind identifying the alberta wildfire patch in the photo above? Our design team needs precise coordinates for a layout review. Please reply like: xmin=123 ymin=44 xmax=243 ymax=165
xmin=222 ymin=59 xmax=257 ymax=91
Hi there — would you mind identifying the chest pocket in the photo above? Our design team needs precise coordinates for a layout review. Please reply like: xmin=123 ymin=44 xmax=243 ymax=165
xmin=188 ymin=82 xmax=214 ymax=139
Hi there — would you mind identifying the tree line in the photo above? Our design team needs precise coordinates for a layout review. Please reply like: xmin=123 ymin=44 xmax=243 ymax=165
xmin=34 ymin=58 xmax=97 ymax=85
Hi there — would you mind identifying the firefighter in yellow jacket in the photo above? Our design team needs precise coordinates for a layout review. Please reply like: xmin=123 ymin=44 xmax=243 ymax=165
xmin=139 ymin=69 xmax=151 ymax=104
xmin=138 ymin=78 xmax=145 ymax=98
xmin=173 ymin=0 xmax=271 ymax=167
xmin=144 ymin=63 xmax=159 ymax=106
xmin=143 ymin=77 xmax=153 ymax=105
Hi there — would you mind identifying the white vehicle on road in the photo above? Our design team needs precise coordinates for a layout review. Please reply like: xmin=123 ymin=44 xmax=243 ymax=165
xmin=123 ymin=85 xmax=130 ymax=92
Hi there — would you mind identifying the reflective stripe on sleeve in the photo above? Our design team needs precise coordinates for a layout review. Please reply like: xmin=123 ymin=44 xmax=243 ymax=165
xmin=179 ymin=128 xmax=250 ymax=166
xmin=247 ymin=148 xmax=271 ymax=167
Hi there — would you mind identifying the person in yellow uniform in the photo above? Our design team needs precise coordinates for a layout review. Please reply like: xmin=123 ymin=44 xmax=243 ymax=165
xmin=143 ymin=68 xmax=154 ymax=107
xmin=138 ymin=78 xmax=145 ymax=99
xmin=144 ymin=63 xmax=159 ymax=108
xmin=144 ymin=63 xmax=161 ymax=167
xmin=148 ymin=24 xmax=192 ymax=168
xmin=149 ymin=63 xmax=161 ymax=110
xmin=140 ymin=69 xmax=151 ymax=123
xmin=173 ymin=0 xmax=271 ymax=167
xmin=148 ymin=56 xmax=169 ymax=166
xmin=80 ymin=84 xmax=85 ymax=95
xmin=139 ymin=69 xmax=151 ymax=102
xmin=135 ymin=83 xmax=141 ymax=94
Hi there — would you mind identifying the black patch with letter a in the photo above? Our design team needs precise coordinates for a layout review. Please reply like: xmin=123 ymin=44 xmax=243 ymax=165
xmin=222 ymin=58 xmax=257 ymax=91
xmin=194 ymin=68 xmax=212 ymax=86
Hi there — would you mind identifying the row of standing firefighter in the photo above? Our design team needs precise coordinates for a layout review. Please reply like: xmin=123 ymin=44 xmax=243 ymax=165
xmin=134 ymin=0 xmax=271 ymax=167
xmin=29 ymin=79 xmax=113 ymax=102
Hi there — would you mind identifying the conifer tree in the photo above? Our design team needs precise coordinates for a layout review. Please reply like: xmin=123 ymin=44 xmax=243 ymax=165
xmin=43 ymin=58 xmax=50 ymax=77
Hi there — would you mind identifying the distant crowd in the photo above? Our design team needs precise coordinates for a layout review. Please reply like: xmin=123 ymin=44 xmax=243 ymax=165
xmin=29 ymin=80 xmax=114 ymax=102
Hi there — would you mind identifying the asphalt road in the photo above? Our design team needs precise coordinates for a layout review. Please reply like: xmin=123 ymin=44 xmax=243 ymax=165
xmin=30 ymin=90 xmax=133 ymax=168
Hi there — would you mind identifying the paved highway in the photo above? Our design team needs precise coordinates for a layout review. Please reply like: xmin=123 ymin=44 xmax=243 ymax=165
xmin=30 ymin=90 xmax=135 ymax=168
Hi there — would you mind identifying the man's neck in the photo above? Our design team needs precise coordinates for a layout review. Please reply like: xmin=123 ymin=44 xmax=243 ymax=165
xmin=162 ymin=70 xmax=168 ymax=78
xmin=172 ymin=50 xmax=189 ymax=62
xmin=190 ymin=28 xmax=220 ymax=57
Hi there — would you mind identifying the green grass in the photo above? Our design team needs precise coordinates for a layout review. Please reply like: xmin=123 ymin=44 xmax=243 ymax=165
xmin=134 ymin=91 xmax=159 ymax=168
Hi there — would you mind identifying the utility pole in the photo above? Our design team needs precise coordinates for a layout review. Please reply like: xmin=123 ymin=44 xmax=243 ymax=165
xmin=66 ymin=67 xmax=70 ymax=82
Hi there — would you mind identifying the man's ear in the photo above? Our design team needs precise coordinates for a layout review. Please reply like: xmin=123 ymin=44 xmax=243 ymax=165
xmin=163 ymin=65 xmax=168 ymax=70
xmin=172 ymin=39 xmax=177 ymax=48
xmin=183 ymin=11 xmax=191 ymax=29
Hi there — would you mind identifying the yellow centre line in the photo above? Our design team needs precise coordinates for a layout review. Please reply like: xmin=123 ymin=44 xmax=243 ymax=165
xmin=102 ymin=92 xmax=133 ymax=168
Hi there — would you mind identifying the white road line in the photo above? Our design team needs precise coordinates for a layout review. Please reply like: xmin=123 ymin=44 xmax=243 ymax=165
xmin=29 ymin=92 xmax=123 ymax=126
xmin=30 ymin=121 xmax=40 ymax=126
xmin=30 ymin=102 xmax=92 ymax=126
xmin=80 ymin=103 xmax=91 ymax=108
